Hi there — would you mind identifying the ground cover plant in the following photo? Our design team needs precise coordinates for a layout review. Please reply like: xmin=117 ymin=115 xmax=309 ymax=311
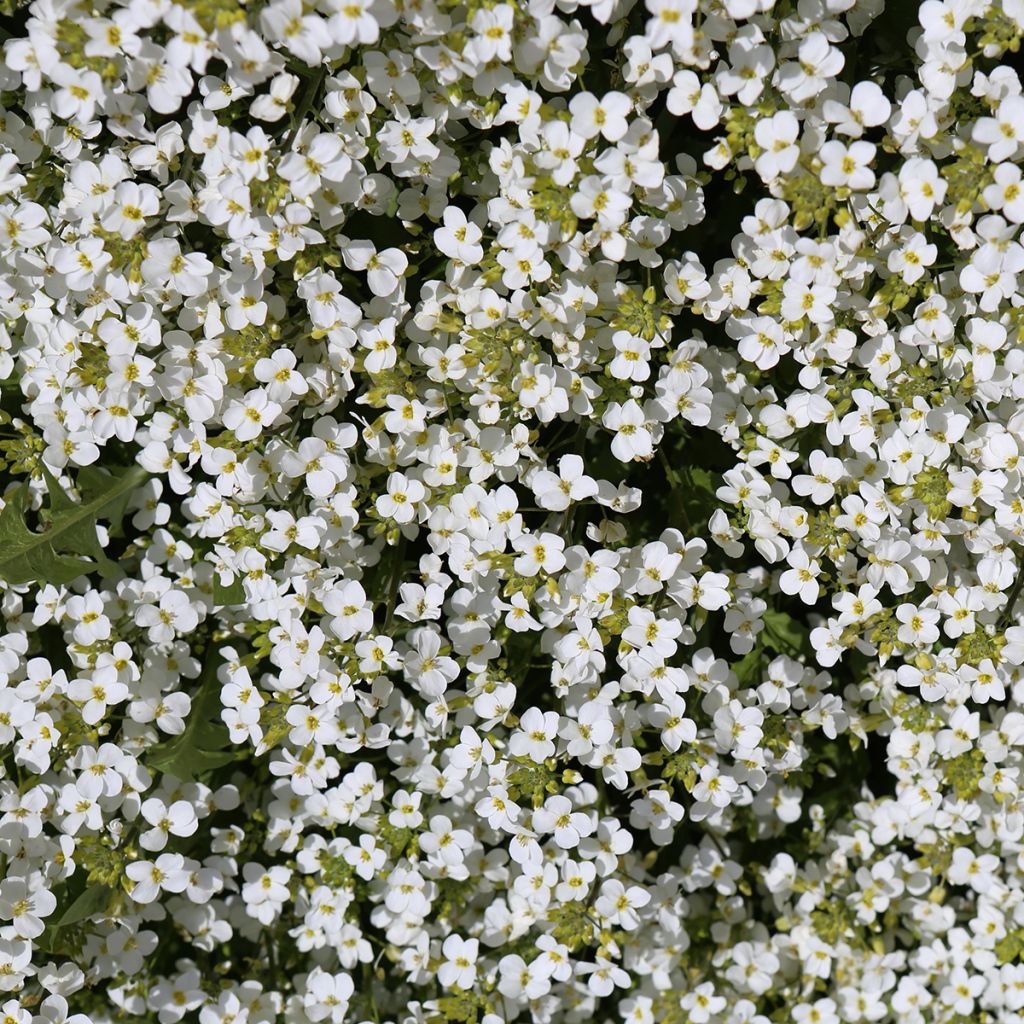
xmin=1 ymin=0 xmax=1024 ymax=1021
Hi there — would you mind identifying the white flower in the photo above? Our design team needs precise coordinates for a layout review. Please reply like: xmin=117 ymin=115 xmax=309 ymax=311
xmin=594 ymin=879 xmax=651 ymax=930
xmin=468 ymin=5 xmax=514 ymax=63
xmin=532 ymin=794 xmax=594 ymax=848
xmin=375 ymin=472 xmax=425 ymax=524
xmin=791 ymin=450 xmax=843 ymax=505
xmin=511 ymin=531 xmax=566 ymax=577
xmin=947 ymin=847 xmax=1001 ymax=894
xmin=973 ymin=94 xmax=1024 ymax=162
xmin=434 ymin=206 xmax=484 ymax=265
xmin=779 ymin=549 xmax=821 ymax=605
xmin=438 ymin=935 xmax=478 ymax=989
xmin=753 ymin=111 xmax=800 ymax=181
xmin=0 ymin=880 xmax=56 ymax=938
xmin=569 ymin=91 xmax=632 ymax=143
xmin=327 ymin=0 xmax=382 ymax=45
xmin=139 ymin=798 xmax=200 ymax=851
xmin=342 ymin=240 xmax=408 ymax=297
xmin=509 ymin=707 xmax=560 ymax=762
xmin=126 ymin=854 xmax=191 ymax=904
xmin=603 ymin=400 xmax=654 ymax=461
xmin=818 ymin=140 xmax=876 ymax=190
xmin=141 ymin=239 xmax=214 ymax=296
xmin=304 ymin=969 xmax=354 ymax=1024
xmin=644 ymin=0 xmax=695 ymax=52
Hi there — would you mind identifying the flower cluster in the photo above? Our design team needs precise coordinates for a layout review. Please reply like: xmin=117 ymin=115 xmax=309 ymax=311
xmin=2 ymin=0 xmax=1024 ymax=1022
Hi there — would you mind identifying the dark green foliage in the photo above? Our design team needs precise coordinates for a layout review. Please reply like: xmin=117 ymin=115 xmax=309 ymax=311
xmin=0 ymin=463 xmax=147 ymax=585
xmin=146 ymin=653 xmax=239 ymax=781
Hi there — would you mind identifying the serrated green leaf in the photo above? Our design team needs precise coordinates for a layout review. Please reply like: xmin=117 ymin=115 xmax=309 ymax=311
xmin=39 ymin=467 xmax=122 ymax=577
xmin=0 ymin=485 xmax=90 ymax=584
xmin=78 ymin=464 xmax=144 ymax=537
xmin=147 ymin=652 xmax=239 ymax=782
xmin=0 ymin=463 xmax=148 ymax=586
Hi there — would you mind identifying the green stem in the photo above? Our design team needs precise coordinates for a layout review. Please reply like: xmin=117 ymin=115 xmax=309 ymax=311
xmin=657 ymin=446 xmax=692 ymax=532
xmin=382 ymin=534 xmax=408 ymax=632
xmin=283 ymin=64 xmax=327 ymax=151
xmin=1000 ymin=553 xmax=1024 ymax=628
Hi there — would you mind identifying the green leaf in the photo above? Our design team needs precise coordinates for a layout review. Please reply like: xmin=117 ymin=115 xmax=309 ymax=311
xmin=732 ymin=647 xmax=765 ymax=685
xmin=256 ymin=700 xmax=292 ymax=755
xmin=679 ymin=465 xmax=719 ymax=521
xmin=214 ymin=575 xmax=246 ymax=606
xmin=147 ymin=652 xmax=239 ymax=782
xmin=78 ymin=464 xmax=146 ymax=537
xmin=38 ymin=467 xmax=122 ymax=577
xmin=762 ymin=609 xmax=810 ymax=657
xmin=58 ymin=882 xmax=114 ymax=927
xmin=37 ymin=881 xmax=115 ymax=954
xmin=0 ymin=463 xmax=148 ymax=585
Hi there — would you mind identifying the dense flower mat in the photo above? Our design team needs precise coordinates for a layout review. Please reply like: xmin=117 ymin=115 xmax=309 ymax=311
xmin=1 ymin=0 xmax=1024 ymax=1022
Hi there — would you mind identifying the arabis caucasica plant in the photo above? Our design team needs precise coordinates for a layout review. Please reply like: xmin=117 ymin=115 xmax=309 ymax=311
xmin=1 ymin=0 xmax=1024 ymax=1022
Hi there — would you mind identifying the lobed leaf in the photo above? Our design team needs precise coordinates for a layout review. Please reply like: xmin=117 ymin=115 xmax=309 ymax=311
xmin=0 ymin=463 xmax=148 ymax=586
xmin=147 ymin=652 xmax=240 ymax=782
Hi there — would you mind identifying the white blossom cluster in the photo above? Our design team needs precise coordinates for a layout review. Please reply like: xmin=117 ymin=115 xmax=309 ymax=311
xmin=3 ymin=0 xmax=1024 ymax=1021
